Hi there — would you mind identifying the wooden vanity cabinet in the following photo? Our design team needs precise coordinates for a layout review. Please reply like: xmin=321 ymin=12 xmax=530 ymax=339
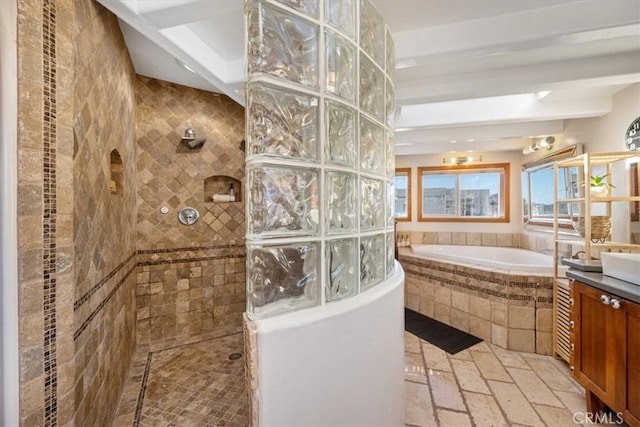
xmin=570 ymin=279 xmax=640 ymax=427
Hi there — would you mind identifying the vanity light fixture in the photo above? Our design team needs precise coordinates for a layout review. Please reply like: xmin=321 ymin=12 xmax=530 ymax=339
xmin=443 ymin=155 xmax=483 ymax=165
xmin=522 ymin=136 xmax=555 ymax=155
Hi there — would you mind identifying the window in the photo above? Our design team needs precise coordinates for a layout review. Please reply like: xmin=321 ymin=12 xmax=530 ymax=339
xmin=394 ymin=168 xmax=411 ymax=221
xmin=522 ymin=144 xmax=582 ymax=229
xmin=418 ymin=163 xmax=509 ymax=222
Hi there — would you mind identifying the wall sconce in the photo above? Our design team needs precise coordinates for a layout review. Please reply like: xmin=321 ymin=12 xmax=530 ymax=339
xmin=522 ymin=136 xmax=555 ymax=155
xmin=443 ymin=155 xmax=483 ymax=165
xmin=181 ymin=128 xmax=206 ymax=149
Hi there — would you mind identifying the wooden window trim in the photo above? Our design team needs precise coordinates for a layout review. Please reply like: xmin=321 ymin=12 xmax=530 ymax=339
xmin=394 ymin=167 xmax=412 ymax=222
xmin=417 ymin=163 xmax=510 ymax=223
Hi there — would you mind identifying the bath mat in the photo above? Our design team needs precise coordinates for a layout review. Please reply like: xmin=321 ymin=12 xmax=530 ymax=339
xmin=405 ymin=308 xmax=483 ymax=354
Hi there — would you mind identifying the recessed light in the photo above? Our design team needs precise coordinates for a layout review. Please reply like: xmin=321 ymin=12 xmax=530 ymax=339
xmin=450 ymin=140 xmax=457 ymax=143
xmin=467 ymin=139 xmax=474 ymax=142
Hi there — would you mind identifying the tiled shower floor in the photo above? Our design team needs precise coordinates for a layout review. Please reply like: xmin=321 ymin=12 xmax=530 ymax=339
xmin=114 ymin=331 xmax=589 ymax=427
xmin=113 ymin=333 xmax=247 ymax=427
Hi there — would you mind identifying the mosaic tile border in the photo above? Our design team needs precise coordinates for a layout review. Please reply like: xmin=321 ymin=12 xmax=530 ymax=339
xmin=73 ymin=264 xmax=136 ymax=341
xmin=73 ymin=252 xmax=137 ymax=311
xmin=74 ymin=246 xmax=246 ymax=342
xmin=42 ymin=0 xmax=58 ymax=424
xmin=131 ymin=331 xmax=244 ymax=427
xmin=399 ymin=255 xmax=554 ymax=306
xmin=137 ymin=243 xmax=245 ymax=254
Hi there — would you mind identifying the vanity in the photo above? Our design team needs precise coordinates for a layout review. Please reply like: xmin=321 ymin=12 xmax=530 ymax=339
xmin=566 ymin=268 xmax=640 ymax=426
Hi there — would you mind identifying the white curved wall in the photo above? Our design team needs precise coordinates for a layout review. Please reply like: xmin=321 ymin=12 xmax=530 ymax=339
xmin=250 ymin=264 xmax=405 ymax=427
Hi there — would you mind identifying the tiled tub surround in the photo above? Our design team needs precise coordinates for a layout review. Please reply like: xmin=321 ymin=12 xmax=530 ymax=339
xmin=400 ymin=248 xmax=554 ymax=355
xmin=136 ymin=244 xmax=246 ymax=350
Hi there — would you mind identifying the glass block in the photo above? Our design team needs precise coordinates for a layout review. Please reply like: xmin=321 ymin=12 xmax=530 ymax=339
xmin=386 ymin=231 xmax=395 ymax=278
xmin=325 ymin=100 xmax=356 ymax=167
xmin=325 ymin=0 xmax=355 ymax=38
xmin=359 ymin=0 xmax=385 ymax=67
xmin=359 ymin=54 xmax=384 ymax=121
xmin=360 ymin=177 xmax=384 ymax=230
xmin=360 ymin=116 xmax=384 ymax=175
xmin=385 ymin=78 xmax=395 ymax=128
xmin=326 ymin=171 xmax=357 ymax=233
xmin=326 ymin=238 xmax=357 ymax=302
xmin=386 ymin=180 xmax=394 ymax=227
xmin=273 ymin=0 xmax=318 ymax=18
xmin=325 ymin=30 xmax=355 ymax=102
xmin=385 ymin=131 xmax=395 ymax=178
xmin=247 ymin=2 xmax=319 ymax=88
xmin=247 ymin=82 xmax=319 ymax=160
xmin=360 ymin=233 xmax=385 ymax=290
xmin=247 ymin=165 xmax=319 ymax=237
xmin=248 ymin=242 xmax=319 ymax=318
xmin=385 ymin=27 xmax=395 ymax=78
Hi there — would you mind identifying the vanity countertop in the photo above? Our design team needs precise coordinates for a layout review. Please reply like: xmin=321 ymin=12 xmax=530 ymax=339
xmin=567 ymin=270 xmax=640 ymax=304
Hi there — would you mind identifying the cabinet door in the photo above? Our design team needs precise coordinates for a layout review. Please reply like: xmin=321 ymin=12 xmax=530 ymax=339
xmin=620 ymin=297 xmax=640 ymax=426
xmin=573 ymin=282 xmax=617 ymax=408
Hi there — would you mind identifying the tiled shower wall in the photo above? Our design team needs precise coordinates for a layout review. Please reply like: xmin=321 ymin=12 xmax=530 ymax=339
xmin=71 ymin=2 xmax=137 ymax=426
xmin=135 ymin=77 xmax=246 ymax=348
xmin=17 ymin=1 xmax=137 ymax=425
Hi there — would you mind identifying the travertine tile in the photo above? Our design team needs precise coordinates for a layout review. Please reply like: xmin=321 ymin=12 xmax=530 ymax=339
xmin=491 ymin=301 xmax=508 ymax=326
xmin=452 ymin=232 xmax=467 ymax=245
xmin=466 ymin=232 xmax=482 ymax=246
xmin=491 ymin=324 xmax=508 ymax=348
xmin=428 ymin=371 xmax=466 ymax=411
xmin=508 ymin=329 xmax=536 ymax=353
xmin=481 ymin=233 xmax=497 ymax=246
xmin=451 ymin=359 xmax=490 ymax=394
xmin=464 ymin=391 xmax=508 ymax=427
xmin=536 ymin=332 xmax=553 ymax=355
xmin=553 ymin=391 xmax=588 ymax=416
xmin=488 ymin=380 xmax=544 ymax=426
xmin=507 ymin=367 xmax=563 ymax=407
xmin=490 ymin=344 xmax=529 ymax=369
xmin=437 ymin=232 xmax=452 ymax=245
xmin=450 ymin=308 xmax=470 ymax=332
xmin=469 ymin=296 xmax=491 ymax=320
xmin=451 ymin=291 xmax=469 ymax=312
xmin=449 ymin=349 xmax=473 ymax=361
xmin=522 ymin=357 xmax=581 ymax=393
xmin=434 ymin=285 xmax=451 ymax=306
xmin=422 ymin=342 xmax=452 ymax=372
xmin=437 ymin=409 xmax=472 ymax=427
xmin=536 ymin=308 xmax=553 ymax=332
xmin=509 ymin=306 xmax=535 ymax=330
xmin=469 ymin=317 xmax=491 ymax=342
xmin=405 ymin=381 xmax=436 ymax=426
xmin=404 ymin=331 xmax=421 ymax=354
xmin=532 ymin=404 xmax=578 ymax=426
xmin=496 ymin=233 xmax=513 ymax=247
xmin=405 ymin=352 xmax=427 ymax=383
xmin=419 ymin=298 xmax=434 ymax=318
xmin=471 ymin=351 xmax=512 ymax=382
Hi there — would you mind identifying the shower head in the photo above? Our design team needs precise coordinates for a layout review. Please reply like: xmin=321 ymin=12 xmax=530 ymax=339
xmin=181 ymin=128 xmax=206 ymax=149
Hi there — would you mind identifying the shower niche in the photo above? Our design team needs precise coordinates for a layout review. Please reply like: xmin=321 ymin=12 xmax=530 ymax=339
xmin=204 ymin=175 xmax=242 ymax=202
xmin=110 ymin=149 xmax=123 ymax=195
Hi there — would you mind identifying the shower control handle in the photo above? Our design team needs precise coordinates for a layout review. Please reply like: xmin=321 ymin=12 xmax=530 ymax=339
xmin=600 ymin=295 xmax=611 ymax=305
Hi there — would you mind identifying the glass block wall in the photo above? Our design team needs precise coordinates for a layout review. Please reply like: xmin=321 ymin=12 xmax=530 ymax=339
xmin=245 ymin=0 xmax=395 ymax=319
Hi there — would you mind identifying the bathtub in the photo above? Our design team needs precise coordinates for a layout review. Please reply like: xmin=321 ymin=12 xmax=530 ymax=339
xmin=410 ymin=244 xmax=567 ymax=276
xmin=400 ymin=244 xmax=562 ymax=354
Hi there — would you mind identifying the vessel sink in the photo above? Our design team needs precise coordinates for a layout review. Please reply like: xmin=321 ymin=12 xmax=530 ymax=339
xmin=601 ymin=253 xmax=640 ymax=286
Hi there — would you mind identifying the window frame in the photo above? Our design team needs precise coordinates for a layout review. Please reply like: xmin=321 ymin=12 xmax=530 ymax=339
xmin=394 ymin=167 xmax=412 ymax=222
xmin=417 ymin=163 xmax=510 ymax=223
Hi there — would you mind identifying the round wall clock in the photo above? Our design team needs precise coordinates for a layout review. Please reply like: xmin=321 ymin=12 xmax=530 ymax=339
xmin=625 ymin=116 xmax=640 ymax=151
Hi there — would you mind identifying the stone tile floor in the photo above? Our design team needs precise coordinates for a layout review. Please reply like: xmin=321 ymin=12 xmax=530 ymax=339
xmin=114 ymin=332 xmax=247 ymax=427
xmin=403 ymin=331 xmax=598 ymax=427
xmin=114 ymin=330 xmax=597 ymax=426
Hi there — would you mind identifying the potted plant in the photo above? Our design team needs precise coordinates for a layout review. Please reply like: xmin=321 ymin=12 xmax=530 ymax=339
xmin=589 ymin=174 xmax=615 ymax=198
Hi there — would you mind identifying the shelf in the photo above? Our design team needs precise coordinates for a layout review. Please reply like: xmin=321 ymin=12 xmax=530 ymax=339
xmin=556 ymin=152 xmax=640 ymax=167
xmin=555 ymin=196 xmax=640 ymax=203
xmin=555 ymin=239 xmax=586 ymax=246
xmin=591 ymin=242 xmax=640 ymax=250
